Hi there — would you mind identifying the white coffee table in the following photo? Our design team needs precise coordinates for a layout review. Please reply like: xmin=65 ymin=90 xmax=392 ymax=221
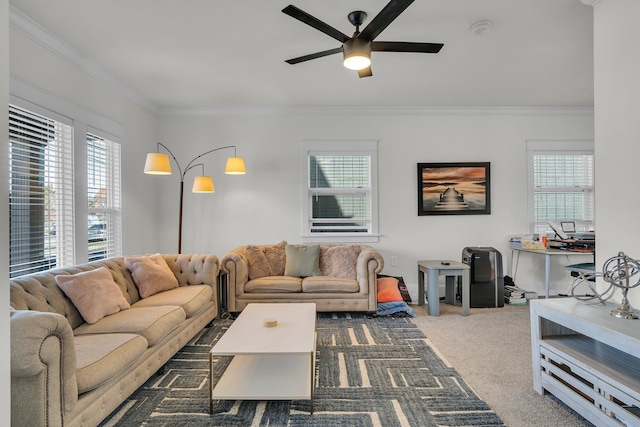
xmin=209 ymin=303 xmax=317 ymax=414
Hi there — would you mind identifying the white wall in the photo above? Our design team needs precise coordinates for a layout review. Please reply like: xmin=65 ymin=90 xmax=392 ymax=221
xmin=9 ymin=28 xmax=161 ymax=257
xmin=1 ymin=0 xmax=11 ymax=423
xmin=593 ymin=0 xmax=640 ymax=309
xmin=160 ymin=112 xmax=593 ymax=299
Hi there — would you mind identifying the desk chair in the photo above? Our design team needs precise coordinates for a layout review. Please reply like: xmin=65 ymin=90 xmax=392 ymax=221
xmin=566 ymin=262 xmax=596 ymax=280
xmin=564 ymin=262 xmax=611 ymax=304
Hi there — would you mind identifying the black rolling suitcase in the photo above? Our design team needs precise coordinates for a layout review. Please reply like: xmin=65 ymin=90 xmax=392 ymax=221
xmin=461 ymin=246 xmax=504 ymax=308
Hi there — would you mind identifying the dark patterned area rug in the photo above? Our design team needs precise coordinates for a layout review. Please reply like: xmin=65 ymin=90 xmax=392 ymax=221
xmin=101 ymin=313 xmax=505 ymax=426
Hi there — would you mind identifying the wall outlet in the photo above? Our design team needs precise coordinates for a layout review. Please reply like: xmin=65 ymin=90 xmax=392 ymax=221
xmin=391 ymin=256 xmax=398 ymax=267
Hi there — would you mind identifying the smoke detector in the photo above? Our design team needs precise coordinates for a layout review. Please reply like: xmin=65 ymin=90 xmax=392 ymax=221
xmin=470 ymin=20 xmax=493 ymax=36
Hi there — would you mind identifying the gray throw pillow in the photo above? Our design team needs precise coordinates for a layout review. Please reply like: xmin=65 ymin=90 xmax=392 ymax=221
xmin=284 ymin=244 xmax=321 ymax=277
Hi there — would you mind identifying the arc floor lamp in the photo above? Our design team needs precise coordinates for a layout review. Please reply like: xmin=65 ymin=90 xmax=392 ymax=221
xmin=144 ymin=142 xmax=246 ymax=253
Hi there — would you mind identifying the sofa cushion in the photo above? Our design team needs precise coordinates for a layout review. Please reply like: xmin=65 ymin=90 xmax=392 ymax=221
xmin=246 ymin=241 xmax=287 ymax=279
xmin=55 ymin=267 xmax=130 ymax=324
xmin=320 ymin=245 xmax=362 ymax=280
xmin=125 ymin=254 xmax=179 ymax=298
xmin=73 ymin=306 xmax=186 ymax=346
xmin=132 ymin=285 xmax=212 ymax=318
xmin=302 ymin=276 xmax=360 ymax=293
xmin=245 ymin=276 xmax=302 ymax=293
xmin=75 ymin=333 xmax=148 ymax=394
xmin=284 ymin=244 xmax=321 ymax=277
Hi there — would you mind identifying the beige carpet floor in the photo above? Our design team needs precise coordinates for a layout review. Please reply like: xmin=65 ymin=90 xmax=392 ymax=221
xmin=410 ymin=301 xmax=592 ymax=427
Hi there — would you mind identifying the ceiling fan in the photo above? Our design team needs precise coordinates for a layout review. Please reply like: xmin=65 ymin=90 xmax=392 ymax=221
xmin=282 ymin=0 xmax=444 ymax=78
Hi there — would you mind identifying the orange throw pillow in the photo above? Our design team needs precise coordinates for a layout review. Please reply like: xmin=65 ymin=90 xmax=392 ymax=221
xmin=377 ymin=277 xmax=403 ymax=303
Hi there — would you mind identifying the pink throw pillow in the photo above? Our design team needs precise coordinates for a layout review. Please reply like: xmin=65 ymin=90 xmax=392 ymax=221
xmin=55 ymin=267 xmax=130 ymax=324
xmin=125 ymin=253 xmax=179 ymax=298
xmin=376 ymin=277 xmax=403 ymax=303
xmin=320 ymin=245 xmax=361 ymax=279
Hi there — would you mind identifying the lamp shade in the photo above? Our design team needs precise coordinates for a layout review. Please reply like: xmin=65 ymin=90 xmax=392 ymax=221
xmin=192 ymin=176 xmax=215 ymax=193
xmin=144 ymin=153 xmax=172 ymax=175
xmin=225 ymin=157 xmax=246 ymax=175
xmin=343 ymin=39 xmax=371 ymax=71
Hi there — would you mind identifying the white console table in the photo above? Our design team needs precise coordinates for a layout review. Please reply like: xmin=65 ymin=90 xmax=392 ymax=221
xmin=530 ymin=298 xmax=640 ymax=426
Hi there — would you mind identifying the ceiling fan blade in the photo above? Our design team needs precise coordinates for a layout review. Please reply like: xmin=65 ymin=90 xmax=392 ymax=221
xmin=358 ymin=0 xmax=414 ymax=42
xmin=358 ymin=66 xmax=373 ymax=78
xmin=372 ymin=41 xmax=443 ymax=53
xmin=285 ymin=47 xmax=343 ymax=65
xmin=282 ymin=5 xmax=350 ymax=43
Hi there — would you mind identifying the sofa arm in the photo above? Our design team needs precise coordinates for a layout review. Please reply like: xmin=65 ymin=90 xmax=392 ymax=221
xmin=356 ymin=247 xmax=385 ymax=294
xmin=220 ymin=248 xmax=249 ymax=312
xmin=11 ymin=310 xmax=78 ymax=427
xmin=166 ymin=254 xmax=220 ymax=289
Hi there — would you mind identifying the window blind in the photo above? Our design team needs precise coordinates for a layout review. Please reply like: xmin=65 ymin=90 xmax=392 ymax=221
xmin=87 ymin=133 xmax=122 ymax=261
xmin=531 ymin=153 xmax=594 ymax=232
xmin=9 ymin=105 xmax=75 ymax=277
xmin=308 ymin=155 xmax=371 ymax=233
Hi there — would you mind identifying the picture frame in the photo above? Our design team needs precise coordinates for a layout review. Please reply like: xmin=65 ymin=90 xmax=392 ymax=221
xmin=417 ymin=162 xmax=491 ymax=216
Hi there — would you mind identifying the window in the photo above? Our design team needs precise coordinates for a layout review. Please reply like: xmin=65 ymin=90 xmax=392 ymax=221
xmin=9 ymin=105 xmax=75 ymax=277
xmin=87 ymin=133 xmax=122 ymax=261
xmin=526 ymin=140 xmax=595 ymax=234
xmin=300 ymin=140 xmax=378 ymax=243
xmin=9 ymin=100 xmax=123 ymax=277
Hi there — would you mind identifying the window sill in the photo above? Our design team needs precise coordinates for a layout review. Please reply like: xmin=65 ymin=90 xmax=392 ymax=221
xmin=301 ymin=234 xmax=380 ymax=244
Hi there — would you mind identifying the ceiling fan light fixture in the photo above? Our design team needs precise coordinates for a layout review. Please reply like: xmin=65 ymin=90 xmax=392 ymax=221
xmin=343 ymin=38 xmax=371 ymax=70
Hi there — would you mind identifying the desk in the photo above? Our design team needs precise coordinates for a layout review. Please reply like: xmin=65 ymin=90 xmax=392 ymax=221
xmin=510 ymin=247 xmax=594 ymax=299
xmin=417 ymin=260 xmax=470 ymax=316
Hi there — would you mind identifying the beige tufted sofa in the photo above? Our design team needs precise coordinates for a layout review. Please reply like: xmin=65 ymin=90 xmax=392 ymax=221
xmin=221 ymin=243 xmax=384 ymax=313
xmin=10 ymin=254 xmax=219 ymax=427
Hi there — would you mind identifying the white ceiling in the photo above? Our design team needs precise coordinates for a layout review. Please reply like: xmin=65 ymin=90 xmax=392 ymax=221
xmin=9 ymin=0 xmax=594 ymax=112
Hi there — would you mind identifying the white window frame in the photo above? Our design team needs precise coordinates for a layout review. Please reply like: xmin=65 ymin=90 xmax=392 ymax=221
xmin=86 ymin=130 xmax=122 ymax=261
xmin=300 ymin=140 xmax=379 ymax=243
xmin=526 ymin=140 xmax=595 ymax=234
xmin=10 ymin=79 xmax=124 ymax=273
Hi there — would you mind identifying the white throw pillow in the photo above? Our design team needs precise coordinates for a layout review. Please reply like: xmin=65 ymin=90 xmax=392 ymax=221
xmin=56 ymin=267 xmax=130 ymax=324
xmin=125 ymin=253 xmax=179 ymax=298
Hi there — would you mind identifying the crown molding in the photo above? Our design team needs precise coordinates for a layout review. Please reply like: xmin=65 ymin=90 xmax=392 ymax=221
xmin=579 ymin=0 xmax=601 ymax=6
xmin=158 ymin=105 xmax=594 ymax=118
xmin=9 ymin=5 xmax=161 ymax=116
xmin=10 ymin=76 xmax=125 ymax=137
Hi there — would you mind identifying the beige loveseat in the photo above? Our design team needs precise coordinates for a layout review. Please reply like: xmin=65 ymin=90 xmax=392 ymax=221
xmin=10 ymin=253 xmax=219 ymax=427
xmin=221 ymin=242 xmax=384 ymax=313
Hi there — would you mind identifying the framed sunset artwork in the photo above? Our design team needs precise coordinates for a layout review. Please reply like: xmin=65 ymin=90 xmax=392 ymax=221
xmin=417 ymin=162 xmax=491 ymax=216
